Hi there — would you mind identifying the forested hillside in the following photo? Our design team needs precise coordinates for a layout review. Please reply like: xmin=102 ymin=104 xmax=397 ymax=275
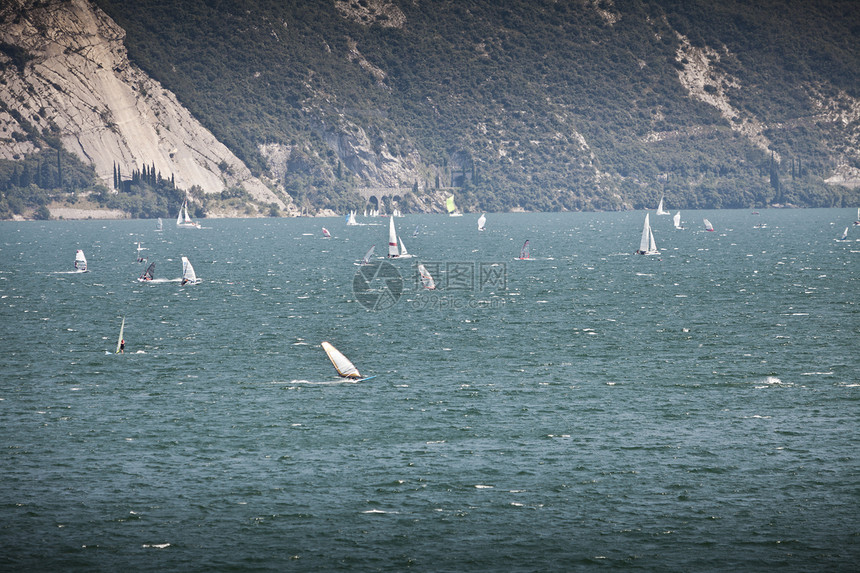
xmin=5 ymin=0 xmax=859 ymax=216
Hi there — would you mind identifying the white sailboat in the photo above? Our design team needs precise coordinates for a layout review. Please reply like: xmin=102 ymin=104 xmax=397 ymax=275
xmin=156 ymin=217 xmax=163 ymax=232
xmin=180 ymin=256 xmax=201 ymax=285
xmin=115 ymin=317 xmax=125 ymax=354
xmin=74 ymin=249 xmax=88 ymax=272
xmin=355 ymin=245 xmax=375 ymax=266
xmin=387 ymin=216 xmax=400 ymax=258
xmin=656 ymin=196 xmax=669 ymax=215
xmin=176 ymin=200 xmax=201 ymax=229
xmin=417 ymin=263 xmax=436 ymax=290
xmin=673 ymin=211 xmax=684 ymax=230
xmin=854 ymin=207 xmax=859 ymax=226
xmin=704 ymin=218 xmax=715 ymax=232
xmin=635 ymin=214 xmax=659 ymax=255
xmin=477 ymin=213 xmax=486 ymax=231
xmin=321 ymin=341 xmax=371 ymax=380
xmin=347 ymin=211 xmax=359 ymax=226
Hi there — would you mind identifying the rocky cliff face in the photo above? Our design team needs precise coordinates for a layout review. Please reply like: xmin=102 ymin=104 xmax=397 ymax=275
xmin=0 ymin=0 xmax=290 ymax=209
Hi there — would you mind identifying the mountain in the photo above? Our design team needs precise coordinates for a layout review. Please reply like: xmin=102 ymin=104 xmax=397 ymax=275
xmin=0 ymin=0 xmax=292 ymax=219
xmin=2 ymin=0 xmax=859 ymax=219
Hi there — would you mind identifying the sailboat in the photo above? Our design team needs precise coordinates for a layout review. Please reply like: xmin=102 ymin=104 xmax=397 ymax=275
xmin=518 ymin=240 xmax=534 ymax=260
xmin=74 ymin=249 xmax=88 ymax=272
xmin=854 ymin=207 xmax=859 ymax=226
xmin=321 ymin=341 xmax=374 ymax=381
xmin=180 ymin=256 xmax=201 ymax=285
xmin=387 ymin=216 xmax=400 ymax=258
xmin=656 ymin=196 xmax=669 ymax=215
xmin=322 ymin=227 xmax=331 ymax=238
xmin=446 ymin=195 xmax=462 ymax=216
xmin=138 ymin=261 xmax=155 ymax=282
xmin=477 ymin=213 xmax=486 ymax=231
xmin=673 ymin=211 xmax=684 ymax=230
xmin=347 ymin=211 xmax=359 ymax=226
xmin=176 ymin=200 xmax=201 ymax=229
xmin=355 ymin=245 xmax=375 ymax=266
xmin=156 ymin=218 xmax=163 ymax=232
xmin=635 ymin=214 xmax=659 ymax=255
xmin=115 ymin=317 xmax=125 ymax=354
xmin=398 ymin=236 xmax=415 ymax=258
xmin=703 ymin=218 xmax=715 ymax=232
xmin=836 ymin=227 xmax=849 ymax=241
xmin=417 ymin=263 xmax=436 ymax=290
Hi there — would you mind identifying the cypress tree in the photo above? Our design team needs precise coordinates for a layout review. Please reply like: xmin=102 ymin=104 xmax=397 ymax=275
xmin=57 ymin=149 xmax=62 ymax=188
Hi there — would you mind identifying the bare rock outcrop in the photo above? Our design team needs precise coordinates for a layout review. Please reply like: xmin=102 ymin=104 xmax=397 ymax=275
xmin=0 ymin=0 xmax=288 ymax=208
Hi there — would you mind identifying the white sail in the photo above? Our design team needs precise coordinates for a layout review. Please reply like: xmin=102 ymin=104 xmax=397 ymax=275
xmin=838 ymin=227 xmax=849 ymax=241
xmin=636 ymin=214 xmax=659 ymax=255
xmin=321 ymin=341 xmax=361 ymax=379
xmin=74 ymin=249 xmax=87 ymax=272
xmin=181 ymin=256 xmax=200 ymax=285
xmin=704 ymin=218 xmax=714 ymax=232
xmin=656 ymin=196 xmax=669 ymax=215
xmin=417 ymin=263 xmax=436 ymax=290
xmin=477 ymin=213 xmax=486 ymax=231
xmin=673 ymin=211 xmax=683 ymax=229
xmin=176 ymin=203 xmax=183 ymax=226
xmin=347 ymin=211 xmax=358 ymax=226
xmin=115 ymin=317 xmax=125 ymax=354
xmin=388 ymin=216 xmax=399 ymax=257
xmin=157 ymin=218 xmax=163 ymax=231
xmin=398 ymin=237 xmax=413 ymax=258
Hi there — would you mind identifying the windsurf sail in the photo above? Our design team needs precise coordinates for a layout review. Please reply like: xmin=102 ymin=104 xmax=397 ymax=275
xmin=322 ymin=227 xmax=331 ymax=238
xmin=157 ymin=217 xmax=163 ymax=231
xmin=358 ymin=245 xmax=375 ymax=265
xmin=412 ymin=225 xmax=419 ymax=237
xmin=656 ymin=196 xmax=669 ymax=215
xmin=838 ymin=227 xmax=848 ymax=241
xmin=673 ymin=211 xmax=683 ymax=229
xmin=388 ymin=216 xmax=399 ymax=257
xmin=417 ymin=263 xmax=436 ymax=290
xmin=115 ymin=317 xmax=125 ymax=354
xmin=478 ymin=213 xmax=486 ymax=231
xmin=181 ymin=256 xmax=200 ymax=285
xmin=446 ymin=195 xmax=460 ymax=215
xmin=519 ymin=240 xmax=530 ymax=260
xmin=74 ymin=249 xmax=87 ymax=272
xmin=321 ymin=341 xmax=362 ymax=379
xmin=138 ymin=261 xmax=155 ymax=281
xmin=704 ymin=218 xmax=715 ymax=232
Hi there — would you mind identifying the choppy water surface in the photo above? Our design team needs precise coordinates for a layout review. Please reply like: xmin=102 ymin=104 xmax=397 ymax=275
xmin=1 ymin=209 xmax=858 ymax=571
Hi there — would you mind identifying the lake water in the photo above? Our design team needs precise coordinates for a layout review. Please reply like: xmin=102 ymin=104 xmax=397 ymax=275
xmin=1 ymin=209 xmax=858 ymax=571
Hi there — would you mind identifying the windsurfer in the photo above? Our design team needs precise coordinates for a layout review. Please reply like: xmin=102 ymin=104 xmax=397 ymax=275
xmin=119 ymin=339 xmax=125 ymax=354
